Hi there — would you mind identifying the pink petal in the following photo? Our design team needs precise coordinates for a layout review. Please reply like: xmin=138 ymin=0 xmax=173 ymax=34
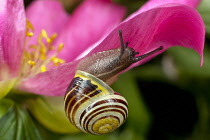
xmin=127 ymin=0 xmax=201 ymax=21
xmin=55 ymin=0 xmax=126 ymax=62
xmin=87 ymin=4 xmax=205 ymax=67
xmin=18 ymin=61 xmax=78 ymax=96
xmin=18 ymin=4 xmax=205 ymax=96
xmin=0 ymin=0 xmax=26 ymax=75
xmin=139 ymin=0 xmax=201 ymax=13
xmin=26 ymin=0 xmax=69 ymax=44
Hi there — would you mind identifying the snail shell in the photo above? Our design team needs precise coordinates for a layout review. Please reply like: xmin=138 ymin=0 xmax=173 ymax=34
xmin=64 ymin=30 xmax=163 ymax=135
xmin=64 ymin=70 xmax=128 ymax=135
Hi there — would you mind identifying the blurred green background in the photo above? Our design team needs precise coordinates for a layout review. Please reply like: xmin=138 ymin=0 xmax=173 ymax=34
xmin=1 ymin=0 xmax=210 ymax=140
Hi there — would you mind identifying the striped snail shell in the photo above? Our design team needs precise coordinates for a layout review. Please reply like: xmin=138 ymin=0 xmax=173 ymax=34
xmin=64 ymin=30 xmax=163 ymax=135
xmin=64 ymin=70 xmax=128 ymax=135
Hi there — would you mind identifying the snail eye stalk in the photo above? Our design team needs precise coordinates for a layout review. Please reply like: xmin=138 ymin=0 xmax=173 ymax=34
xmin=134 ymin=46 xmax=163 ymax=62
xmin=118 ymin=30 xmax=126 ymax=58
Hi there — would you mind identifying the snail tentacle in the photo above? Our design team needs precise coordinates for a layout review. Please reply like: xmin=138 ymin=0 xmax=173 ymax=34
xmin=119 ymin=30 xmax=126 ymax=59
xmin=133 ymin=46 xmax=163 ymax=63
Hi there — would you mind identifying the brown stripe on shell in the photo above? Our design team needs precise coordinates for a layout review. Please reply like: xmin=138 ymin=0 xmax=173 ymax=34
xmin=90 ymin=98 xmax=128 ymax=108
xmin=79 ymin=98 xmax=128 ymax=123
xmin=65 ymin=77 xmax=82 ymax=95
xmin=65 ymin=77 xmax=98 ymax=101
xmin=67 ymin=89 xmax=96 ymax=115
xmin=84 ymin=109 xmax=125 ymax=132
xmin=71 ymin=90 xmax=102 ymax=126
xmin=80 ymin=104 xmax=128 ymax=126
xmin=64 ymin=85 xmax=79 ymax=112
xmin=64 ymin=77 xmax=83 ymax=111
xmin=64 ymin=77 xmax=98 ymax=120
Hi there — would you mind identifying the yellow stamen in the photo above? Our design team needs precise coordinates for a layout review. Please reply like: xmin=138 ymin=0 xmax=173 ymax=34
xmin=49 ymin=33 xmax=58 ymax=44
xmin=29 ymin=45 xmax=38 ymax=49
xmin=41 ymin=30 xmax=49 ymax=39
xmin=26 ymin=19 xmax=34 ymax=32
xmin=28 ymin=60 xmax=36 ymax=66
xmin=26 ymin=32 xmax=34 ymax=37
xmin=20 ymin=20 xmax=65 ymax=78
xmin=51 ymin=57 xmax=65 ymax=66
xmin=41 ymin=66 xmax=47 ymax=72
xmin=58 ymin=43 xmax=64 ymax=52
xmin=26 ymin=19 xmax=34 ymax=38
xmin=41 ymin=30 xmax=51 ymax=43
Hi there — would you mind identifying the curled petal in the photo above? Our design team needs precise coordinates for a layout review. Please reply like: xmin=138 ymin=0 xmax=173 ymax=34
xmin=18 ymin=61 xmax=78 ymax=96
xmin=87 ymin=4 xmax=205 ymax=68
xmin=139 ymin=0 xmax=201 ymax=13
xmin=56 ymin=0 xmax=126 ymax=62
xmin=127 ymin=0 xmax=201 ymax=22
xmin=0 ymin=0 xmax=26 ymax=74
xmin=26 ymin=0 xmax=69 ymax=44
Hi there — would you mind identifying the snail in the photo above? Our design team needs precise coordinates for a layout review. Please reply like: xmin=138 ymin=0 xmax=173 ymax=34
xmin=64 ymin=30 xmax=163 ymax=135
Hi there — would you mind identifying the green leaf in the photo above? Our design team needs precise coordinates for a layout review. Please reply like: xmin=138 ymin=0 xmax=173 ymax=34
xmin=132 ymin=64 xmax=168 ymax=81
xmin=26 ymin=96 xmax=80 ymax=134
xmin=0 ymin=103 xmax=43 ymax=140
xmin=198 ymin=0 xmax=210 ymax=38
xmin=0 ymin=98 xmax=14 ymax=118
xmin=167 ymin=47 xmax=210 ymax=79
xmin=0 ymin=107 xmax=16 ymax=140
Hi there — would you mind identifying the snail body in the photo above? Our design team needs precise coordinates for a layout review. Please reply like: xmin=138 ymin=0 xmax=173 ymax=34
xmin=64 ymin=30 xmax=163 ymax=135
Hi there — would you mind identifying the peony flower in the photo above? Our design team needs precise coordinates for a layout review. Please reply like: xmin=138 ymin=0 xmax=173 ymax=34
xmin=0 ymin=0 xmax=126 ymax=134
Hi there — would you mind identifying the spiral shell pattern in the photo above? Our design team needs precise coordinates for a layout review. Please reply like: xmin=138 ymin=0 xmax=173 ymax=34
xmin=64 ymin=70 xmax=128 ymax=135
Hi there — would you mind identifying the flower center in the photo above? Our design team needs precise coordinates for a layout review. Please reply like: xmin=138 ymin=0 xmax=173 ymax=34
xmin=20 ymin=20 xmax=65 ymax=78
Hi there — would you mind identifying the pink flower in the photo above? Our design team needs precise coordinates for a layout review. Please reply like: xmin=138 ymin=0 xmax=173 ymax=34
xmin=0 ymin=0 xmax=26 ymax=98
xmin=0 ymin=0 xmax=125 ymax=98
xmin=0 ymin=0 xmax=205 ymax=98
